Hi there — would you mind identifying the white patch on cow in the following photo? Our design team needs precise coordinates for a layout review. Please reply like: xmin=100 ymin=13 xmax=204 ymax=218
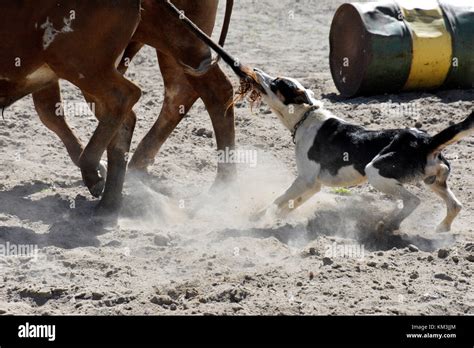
xmin=165 ymin=86 xmax=180 ymax=100
xmin=26 ymin=65 xmax=57 ymax=86
xmin=0 ymin=76 xmax=10 ymax=82
xmin=40 ymin=16 xmax=75 ymax=50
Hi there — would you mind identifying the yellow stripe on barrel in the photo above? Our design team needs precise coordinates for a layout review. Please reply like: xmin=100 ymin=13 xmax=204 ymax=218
xmin=399 ymin=0 xmax=453 ymax=90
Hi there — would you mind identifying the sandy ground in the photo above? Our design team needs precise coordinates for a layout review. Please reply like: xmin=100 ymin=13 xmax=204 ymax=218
xmin=0 ymin=0 xmax=473 ymax=315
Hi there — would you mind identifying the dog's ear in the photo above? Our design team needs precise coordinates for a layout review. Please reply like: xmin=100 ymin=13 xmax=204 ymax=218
xmin=271 ymin=78 xmax=312 ymax=105
xmin=292 ymin=90 xmax=312 ymax=105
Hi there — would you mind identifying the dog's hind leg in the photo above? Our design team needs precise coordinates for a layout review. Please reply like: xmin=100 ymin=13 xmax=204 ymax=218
xmin=426 ymin=163 xmax=462 ymax=232
xmin=366 ymin=162 xmax=421 ymax=231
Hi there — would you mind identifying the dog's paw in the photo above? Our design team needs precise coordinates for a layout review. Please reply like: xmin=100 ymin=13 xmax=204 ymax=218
xmin=376 ymin=220 xmax=385 ymax=234
xmin=376 ymin=218 xmax=400 ymax=235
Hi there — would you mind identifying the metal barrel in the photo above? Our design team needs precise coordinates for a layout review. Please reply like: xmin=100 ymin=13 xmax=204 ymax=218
xmin=329 ymin=0 xmax=474 ymax=97
xmin=440 ymin=0 xmax=474 ymax=89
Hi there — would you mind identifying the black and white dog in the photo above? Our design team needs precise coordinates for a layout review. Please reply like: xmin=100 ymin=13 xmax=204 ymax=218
xmin=162 ymin=2 xmax=472 ymax=232
xmin=253 ymin=69 xmax=473 ymax=232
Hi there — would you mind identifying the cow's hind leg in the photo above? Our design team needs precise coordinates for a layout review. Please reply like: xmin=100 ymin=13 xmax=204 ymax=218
xmin=97 ymin=111 xmax=137 ymax=215
xmin=72 ymin=71 xmax=141 ymax=203
xmin=186 ymin=64 xmax=236 ymax=186
xmin=129 ymin=52 xmax=199 ymax=171
xmin=32 ymin=82 xmax=84 ymax=167
xmin=426 ymin=163 xmax=462 ymax=232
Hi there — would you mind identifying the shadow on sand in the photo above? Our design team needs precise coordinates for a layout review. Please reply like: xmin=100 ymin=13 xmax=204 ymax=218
xmin=217 ymin=197 xmax=456 ymax=252
xmin=322 ymin=88 xmax=474 ymax=105
xmin=0 ymin=181 xmax=457 ymax=252
xmin=0 ymin=181 xmax=108 ymax=249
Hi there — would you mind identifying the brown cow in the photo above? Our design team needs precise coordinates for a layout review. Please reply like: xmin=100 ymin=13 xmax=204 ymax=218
xmin=33 ymin=0 xmax=237 ymax=191
xmin=126 ymin=0 xmax=236 ymax=185
xmin=0 ymin=0 xmax=142 ymax=215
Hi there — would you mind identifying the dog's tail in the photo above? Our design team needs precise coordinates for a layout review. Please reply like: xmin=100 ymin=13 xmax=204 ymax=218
xmin=428 ymin=111 xmax=474 ymax=153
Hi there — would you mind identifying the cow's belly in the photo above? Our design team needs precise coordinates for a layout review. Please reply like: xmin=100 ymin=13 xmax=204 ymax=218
xmin=24 ymin=65 xmax=57 ymax=88
xmin=0 ymin=96 xmax=9 ymax=108
xmin=0 ymin=65 xmax=57 ymax=107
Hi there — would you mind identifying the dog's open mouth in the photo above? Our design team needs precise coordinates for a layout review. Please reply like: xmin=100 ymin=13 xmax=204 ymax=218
xmin=229 ymin=63 xmax=265 ymax=110
xmin=163 ymin=1 xmax=266 ymax=112
xmin=235 ymin=77 xmax=263 ymax=110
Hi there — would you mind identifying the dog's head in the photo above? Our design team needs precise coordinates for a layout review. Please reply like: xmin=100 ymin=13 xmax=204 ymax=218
xmin=253 ymin=68 xmax=318 ymax=122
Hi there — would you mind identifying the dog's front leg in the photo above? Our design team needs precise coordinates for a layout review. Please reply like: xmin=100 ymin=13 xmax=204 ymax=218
xmin=252 ymin=177 xmax=321 ymax=220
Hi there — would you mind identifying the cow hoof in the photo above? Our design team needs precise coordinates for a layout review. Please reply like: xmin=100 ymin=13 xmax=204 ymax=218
xmin=376 ymin=221 xmax=385 ymax=234
xmin=435 ymin=223 xmax=450 ymax=233
xmin=209 ymin=165 xmax=238 ymax=192
xmin=81 ymin=162 xmax=107 ymax=198
xmin=128 ymin=155 xmax=153 ymax=173
xmin=98 ymin=160 xmax=107 ymax=180
xmin=127 ymin=164 xmax=148 ymax=175
xmin=210 ymin=175 xmax=236 ymax=194
xmin=249 ymin=209 xmax=266 ymax=222
xmin=127 ymin=166 xmax=150 ymax=182
xmin=89 ymin=179 xmax=106 ymax=198
xmin=94 ymin=202 xmax=120 ymax=222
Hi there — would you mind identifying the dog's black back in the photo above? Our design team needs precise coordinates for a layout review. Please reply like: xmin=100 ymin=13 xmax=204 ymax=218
xmin=306 ymin=116 xmax=459 ymax=183
xmin=374 ymin=129 xmax=440 ymax=183
xmin=307 ymin=118 xmax=403 ymax=176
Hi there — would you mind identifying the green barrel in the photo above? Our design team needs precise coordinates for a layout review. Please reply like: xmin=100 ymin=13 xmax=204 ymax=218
xmin=440 ymin=0 xmax=474 ymax=89
xmin=330 ymin=0 xmax=474 ymax=97
xmin=330 ymin=2 xmax=412 ymax=97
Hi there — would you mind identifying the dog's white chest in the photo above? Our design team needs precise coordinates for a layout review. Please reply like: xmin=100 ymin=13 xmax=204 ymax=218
xmin=295 ymin=114 xmax=367 ymax=188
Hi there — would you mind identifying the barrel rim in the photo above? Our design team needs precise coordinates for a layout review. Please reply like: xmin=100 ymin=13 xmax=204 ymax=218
xmin=329 ymin=3 xmax=370 ymax=97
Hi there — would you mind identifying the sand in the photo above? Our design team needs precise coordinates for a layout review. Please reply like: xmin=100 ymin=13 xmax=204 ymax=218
xmin=0 ymin=0 xmax=472 ymax=315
